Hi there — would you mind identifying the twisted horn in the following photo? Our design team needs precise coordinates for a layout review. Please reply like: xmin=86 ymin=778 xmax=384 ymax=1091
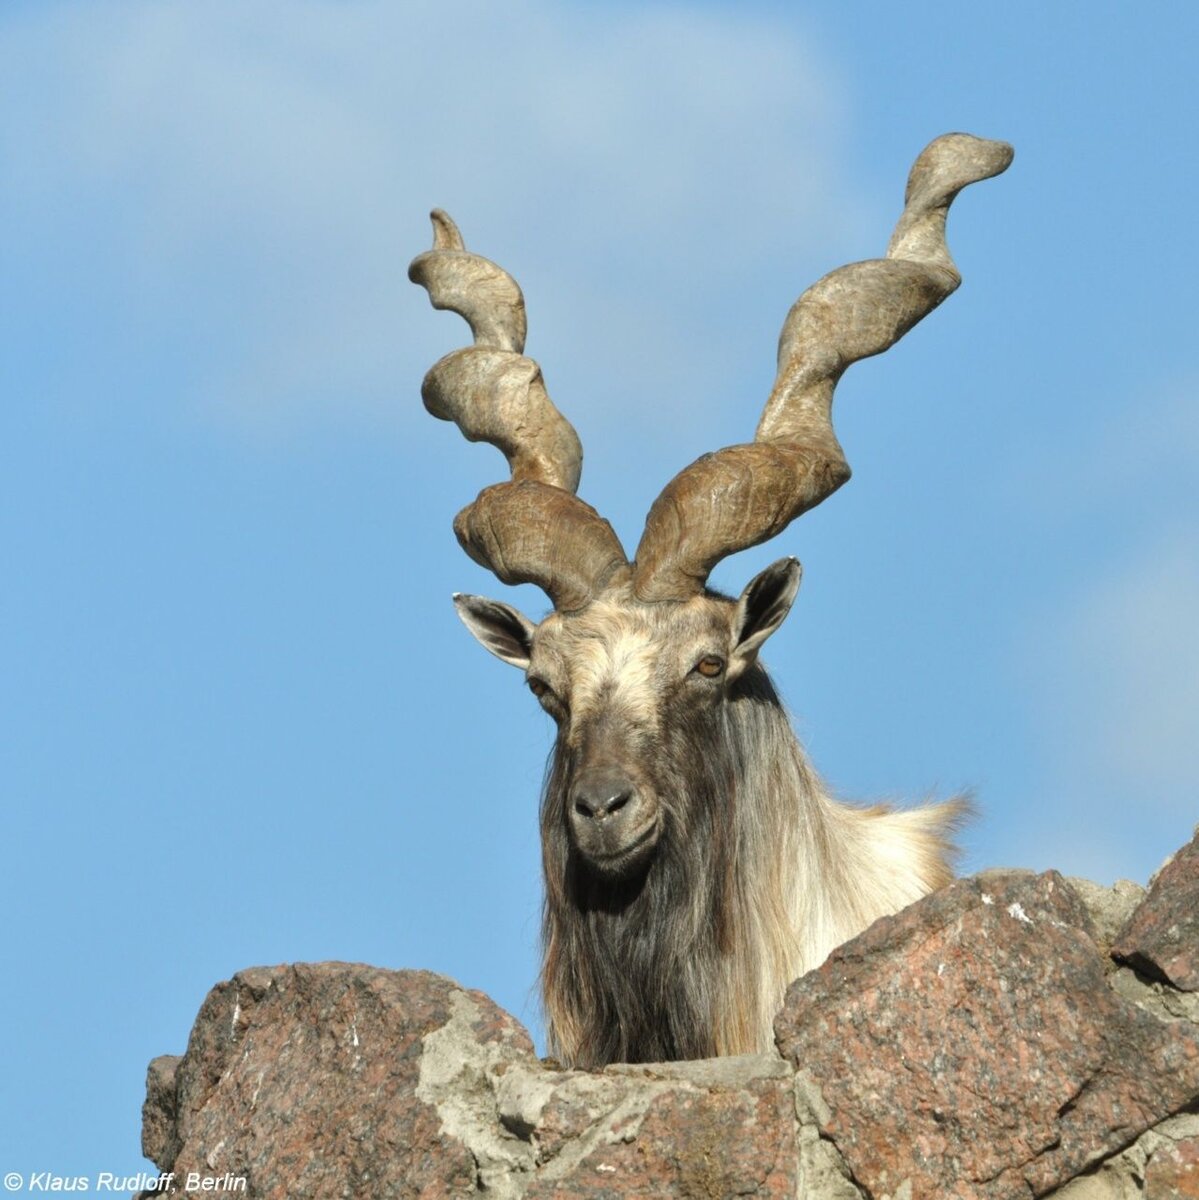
xmin=632 ymin=132 xmax=1013 ymax=602
xmin=410 ymin=210 xmax=630 ymax=612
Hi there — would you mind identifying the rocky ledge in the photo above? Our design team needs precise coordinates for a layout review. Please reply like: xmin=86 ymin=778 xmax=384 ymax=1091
xmin=140 ymin=828 xmax=1199 ymax=1199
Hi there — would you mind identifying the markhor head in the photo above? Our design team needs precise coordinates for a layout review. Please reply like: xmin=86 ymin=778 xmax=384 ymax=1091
xmin=455 ymin=560 xmax=800 ymax=882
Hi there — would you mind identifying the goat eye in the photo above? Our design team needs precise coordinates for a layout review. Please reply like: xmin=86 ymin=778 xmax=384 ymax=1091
xmin=527 ymin=676 xmax=550 ymax=698
xmin=694 ymin=655 xmax=726 ymax=678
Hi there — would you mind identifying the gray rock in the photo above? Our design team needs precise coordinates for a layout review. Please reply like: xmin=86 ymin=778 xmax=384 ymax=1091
xmin=1065 ymin=876 xmax=1146 ymax=953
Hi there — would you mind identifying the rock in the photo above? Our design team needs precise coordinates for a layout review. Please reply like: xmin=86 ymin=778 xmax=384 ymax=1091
xmin=520 ymin=1055 xmax=799 ymax=1198
xmin=1110 ymin=966 xmax=1199 ymax=1025
xmin=1145 ymin=1136 xmax=1199 ymax=1198
xmin=1045 ymin=1172 xmax=1138 ymax=1200
xmin=141 ymin=836 xmax=1199 ymax=1199
xmin=143 ymin=966 xmax=804 ymax=1199
xmin=1113 ymin=827 xmax=1199 ymax=991
xmin=793 ymin=1071 xmax=865 ymax=1200
xmin=1040 ymin=1113 xmax=1199 ymax=1200
xmin=141 ymin=1054 xmax=182 ymax=1170
xmin=1036 ymin=1113 xmax=1199 ymax=1200
xmin=1065 ymin=877 xmax=1145 ymax=954
xmin=774 ymin=870 xmax=1199 ymax=1200
xmin=141 ymin=963 xmax=535 ymax=1199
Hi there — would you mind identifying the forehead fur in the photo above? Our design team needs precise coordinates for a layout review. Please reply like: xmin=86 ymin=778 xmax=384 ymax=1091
xmin=531 ymin=590 xmax=734 ymax=722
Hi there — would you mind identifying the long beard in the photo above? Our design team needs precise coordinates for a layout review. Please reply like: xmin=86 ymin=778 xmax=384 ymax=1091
xmin=539 ymin=696 xmax=745 ymax=1066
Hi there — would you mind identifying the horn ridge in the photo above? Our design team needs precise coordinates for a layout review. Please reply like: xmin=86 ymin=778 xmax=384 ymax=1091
xmin=632 ymin=133 xmax=1012 ymax=602
xmin=411 ymin=211 xmax=629 ymax=611
xmin=456 ymin=482 xmax=629 ymax=614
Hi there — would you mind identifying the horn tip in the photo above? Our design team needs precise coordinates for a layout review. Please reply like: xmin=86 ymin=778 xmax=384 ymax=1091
xmin=911 ymin=132 xmax=1014 ymax=190
xmin=430 ymin=209 xmax=465 ymax=251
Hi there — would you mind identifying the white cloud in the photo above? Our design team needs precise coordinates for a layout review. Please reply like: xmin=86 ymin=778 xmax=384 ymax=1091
xmin=1 ymin=0 xmax=862 ymax=439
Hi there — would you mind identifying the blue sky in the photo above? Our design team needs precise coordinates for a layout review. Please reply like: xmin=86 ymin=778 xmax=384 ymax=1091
xmin=3 ymin=0 xmax=1197 ymax=1182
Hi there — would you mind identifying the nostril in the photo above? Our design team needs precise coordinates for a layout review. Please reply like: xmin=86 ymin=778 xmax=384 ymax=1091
xmin=572 ymin=789 xmax=633 ymax=821
xmin=603 ymin=792 xmax=630 ymax=817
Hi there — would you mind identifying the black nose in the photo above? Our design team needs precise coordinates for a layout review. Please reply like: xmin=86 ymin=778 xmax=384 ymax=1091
xmin=567 ymin=766 xmax=655 ymax=873
xmin=571 ymin=772 xmax=634 ymax=821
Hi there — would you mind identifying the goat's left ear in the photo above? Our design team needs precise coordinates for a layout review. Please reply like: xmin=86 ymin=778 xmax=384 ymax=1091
xmin=731 ymin=557 xmax=802 ymax=670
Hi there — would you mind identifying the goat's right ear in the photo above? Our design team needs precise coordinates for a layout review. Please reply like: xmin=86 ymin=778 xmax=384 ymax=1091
xmin=453 ymin=594 xmax=536 ymax=669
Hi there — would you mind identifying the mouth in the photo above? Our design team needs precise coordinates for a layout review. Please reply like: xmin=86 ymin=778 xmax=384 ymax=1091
xmin=579 ymin=819 xmax=660 ymax=876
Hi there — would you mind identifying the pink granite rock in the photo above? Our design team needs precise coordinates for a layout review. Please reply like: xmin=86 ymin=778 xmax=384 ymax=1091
xmin=774 ymin=870 xmax=1199 ymax=1200
xmin=140 ymin=965 xmax=806 ymax=1199
xmin=1145 ymin=1136 xmax=1199 ymax=1199
xmin=1113 ymin=828 xmax=1199 ymax=992
xmin=141 ymin=964 xmax=534 ymax=1198
xmin=520 ymin=1057 xmax=799 ymax=1198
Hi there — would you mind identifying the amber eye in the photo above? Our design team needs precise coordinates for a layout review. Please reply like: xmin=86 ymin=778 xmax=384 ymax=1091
xmin=694 ymin=656 xmax=725 ymax=678
xmin=527 ymin=676 xmax=550 ymax=698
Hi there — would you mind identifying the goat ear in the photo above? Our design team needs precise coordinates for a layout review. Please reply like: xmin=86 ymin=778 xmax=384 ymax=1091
xmin=731 ymin=557 xmax=802 ymax=667
xmin=453 ymin=594 xmax=536 ymax=669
